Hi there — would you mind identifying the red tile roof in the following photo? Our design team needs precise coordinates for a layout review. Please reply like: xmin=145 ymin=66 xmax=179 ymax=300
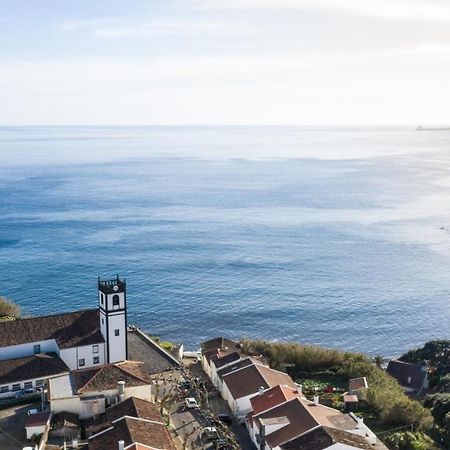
xmin=255 ymin=398 xmax=319 ymax=448
xmin=223 ymin=363 xmax=296 ymax=400
xmin=72 ymin=361 xmax=151 ymax=393
xmin=250 ymin=385 xmax=300 ymax=415
xmin=25 ymin=411 xmax=51 ymax=428
xmin=0 ymin=309 xmax=104 ymax=349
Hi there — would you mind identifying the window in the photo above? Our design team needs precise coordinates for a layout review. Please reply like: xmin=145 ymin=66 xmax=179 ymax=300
xmin=92 ymin=345 xmax=99 ymax=354
xmin=100 ymin=293 xmax=104 ymax=305
xmin=0 ymin=386 xmax=9 ymax=393
xmin=112 ymin=294 xmax=120 ymax=307
xmin=93 ymin=356 xmax=100 ymax=365
xmin=33 ymin=344 xmax=41 ymax=354
xmin=78 ymin=359 xmax=85 ymax=367
xmin=24 ymin=381 xmax=33 ymax=389
xmin=12 ymin=384 xmax=21 ymax=391
xmin=36 ymin=380 xmax=44 ymax=387
xmin=114 ymin=329 xmax=120 ymax=336
xmin=101 ymin=318 xmax=104 ymax=325
xmin=407 ymin=376 xmax=412 ymax=385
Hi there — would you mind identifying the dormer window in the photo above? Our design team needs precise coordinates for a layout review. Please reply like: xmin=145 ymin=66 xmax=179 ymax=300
xmin=112 ymin=295 xmax=120 ymax=307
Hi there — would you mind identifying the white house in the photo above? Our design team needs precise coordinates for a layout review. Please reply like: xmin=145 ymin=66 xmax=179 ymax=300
xmin=0 ymin=353 xmax=69 ymax=399
xmin=0 ymin=276 xmax=128 ymax=396
xmin=48 ymin=360 xmax=152 ymax=419
xmin=200 ymin=337 xmax=239 ymax=378
xmin=25 ymin=411 xmax=51 ymax=440
xmin=221 ymin=362 xmax=296 ymax=422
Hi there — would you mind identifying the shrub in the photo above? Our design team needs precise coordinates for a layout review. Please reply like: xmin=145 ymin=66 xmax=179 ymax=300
xmin=384 ymin=431 xmax=438 ymax=450
xmin=242 ymin=339 xmax=433 ymax=430
xmin=0 ymin=296 xmax=20 ymax=318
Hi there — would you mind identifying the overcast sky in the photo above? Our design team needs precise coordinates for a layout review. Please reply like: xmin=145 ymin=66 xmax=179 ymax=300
xmin=1 ymin=0 xmax=450 ymax=125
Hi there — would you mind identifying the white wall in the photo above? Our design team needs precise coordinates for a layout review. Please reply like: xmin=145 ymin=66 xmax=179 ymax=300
xmin=0 ymin=339 xmax=58 ymax=361
xmin=107 ymin=312 xmax=127 ymax=363
xmin=50 ymin=385 xmax=152 ymax=418
xmin=0 ymin=375 xmax=52 ymax=399
xmin=60 ymin=343 xmax=106 ymax=371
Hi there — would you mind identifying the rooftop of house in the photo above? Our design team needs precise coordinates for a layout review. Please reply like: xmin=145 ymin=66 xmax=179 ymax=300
xmin=210 ymin=351 xmax=241 ymax=369
xmin=0 ymin=309 xmax=104 ymax=349
xmin=201 ymin=336 xmax=239 ymax=355
xmin=89 ymin=415 xmax=176 ymax=450
xmin=127 ymin=328 xmax=180 ymax=375
xmin=106 ymin=396 xmax=162 ymax=423
xmin=255 ymin=398 xmax=320 ymax=448
xmin=223 ymin=363 xmax=296 ymax=400
xmin=217 ymin=356 xmax=255 ymax=380
xmin=0 ymin=352 xmax=69 ymax=385
xmin=25 ymin=411 xmax=51 ymax=428
xmin=349 ymin=377 xmax=368 ymax=392
xmin=88 ymin=397 xmax=175 ymax=450
xmin=386 ymin=359 xmax=427 ymax=391
xmin=48 ymin=361 xmax=151 ymax=400
xmin=72 ymin=361 xmax=151 ymax=394
xmin=280 ymin=425 xmax=375 ymax=450
xmin=298 ymin=397 xmax=357 ymax=431
xmin=250 ymin=385 xmax=301 ymax=416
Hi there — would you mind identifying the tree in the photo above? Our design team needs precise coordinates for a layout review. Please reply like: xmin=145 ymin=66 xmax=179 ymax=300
xmin=0 ymin=296 xmax=20 ymax=318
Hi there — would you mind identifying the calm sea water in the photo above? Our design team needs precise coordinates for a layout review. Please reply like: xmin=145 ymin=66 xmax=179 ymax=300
xmin=1 ymin=126 xmax=450 ymax=356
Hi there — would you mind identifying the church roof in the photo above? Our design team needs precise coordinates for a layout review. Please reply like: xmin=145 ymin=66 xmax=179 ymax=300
xmin=0 ymin=309 xmax=104 ymax=349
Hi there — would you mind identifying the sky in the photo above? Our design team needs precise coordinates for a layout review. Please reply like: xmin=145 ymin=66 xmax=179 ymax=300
xmin=0 ymin=0 xmax=450 ymax=125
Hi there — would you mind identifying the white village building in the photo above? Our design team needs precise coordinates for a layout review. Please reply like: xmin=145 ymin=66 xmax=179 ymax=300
xmin=0 ymin=276 xmax=128 ymax=398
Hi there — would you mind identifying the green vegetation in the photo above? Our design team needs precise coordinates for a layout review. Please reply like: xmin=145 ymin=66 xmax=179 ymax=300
xmin=384 ymin=431 xmax=440 ymax=450
xmin=401 ymin=340 xmax=450 ymax=386
xmin=0 ymin=296 xmax=20 ymax=320
xmin=241 ymin=339 xmax=432 ymax=431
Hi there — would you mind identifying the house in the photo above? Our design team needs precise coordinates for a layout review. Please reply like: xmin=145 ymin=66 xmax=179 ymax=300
xmin=247 ymin=385 xmax=301 ymax=444
xmin=349 ymin=377 xmax=368 ymax=399
xmin=50 ymin=411 xmax=81 ymax=441
xmin=0 ymin=352 xmax=69 ymax=399
xmin=0 ymin=276 xmax=128 ymax=393
xmin=222 ymin=362 xmax=296 ymax=421
xmin=247 ymin=385 xmax=386 ymax=450
xmin=200 ymin=337 xmax=240 ymax=378
xmin=209 ymin=351 xmax=241 ymax=387
xmin=48 ymin=360 xmax=152 ymax=419
xmin=386 ymin=360 xmax=429 ymax=396
xmin=25 ymin=411 xmax=51 ymax=440
xmin=215 ymin=357 xmax=255 ymax=395
xmin=87 ymin=396 xmax=176 ymax=450
xmin=280 ymin=425 xmax=376 ymax=450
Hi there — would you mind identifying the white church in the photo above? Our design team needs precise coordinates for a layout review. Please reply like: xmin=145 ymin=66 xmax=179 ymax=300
xmin=0 ymin=276 xmax=128 ymax=398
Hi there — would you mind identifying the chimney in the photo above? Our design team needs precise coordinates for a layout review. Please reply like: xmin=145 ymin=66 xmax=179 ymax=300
xmin=259 ymin=386 xmax=265 ymax=396
xmin=356 ymin=417 xmax=364 ymax=429
xmin=118 ymin=440 xmax=125 ymax=450
xmin=313 ymin=395 xmax=319 ymax=406
xmin=72 ymin=439 xmax=78 ymax=449
xmin=118 ymin=381 xmax=125 ymax=402
xmin=297 ymin=384 xmax=302 ymax=396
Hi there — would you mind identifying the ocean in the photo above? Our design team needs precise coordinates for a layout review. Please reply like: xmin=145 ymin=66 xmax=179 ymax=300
xmin=1 ymin=126 xmax=450 ymax=356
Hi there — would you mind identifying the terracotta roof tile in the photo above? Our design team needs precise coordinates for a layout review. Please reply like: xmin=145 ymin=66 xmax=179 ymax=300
xmin=255 ymin=398 xmax=319 ymax=448
xmin=106 ymin=397 xmax=162 ymax=423
xmin=89 ymin=417 xmax=176 ymax=450
xmin=0 ymin=352 xmax=69 ymax=384
xmin=0 ymin=309 xmax=104 ymax=349
xmin=72 ymin=361 xmax=151 ymax=393
xmin=224 ymin=364 xmax=296 ymax=400
xmin=250 ymin=385 xmax=300 ymax=415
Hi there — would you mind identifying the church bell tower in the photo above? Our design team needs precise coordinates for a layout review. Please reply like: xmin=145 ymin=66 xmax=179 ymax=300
xmin=98 ymin=275 xmax=128 ymax=363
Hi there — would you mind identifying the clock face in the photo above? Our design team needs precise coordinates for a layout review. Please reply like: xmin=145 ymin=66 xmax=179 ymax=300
xmin=113 ymin=285 xmax=119 ymax=292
